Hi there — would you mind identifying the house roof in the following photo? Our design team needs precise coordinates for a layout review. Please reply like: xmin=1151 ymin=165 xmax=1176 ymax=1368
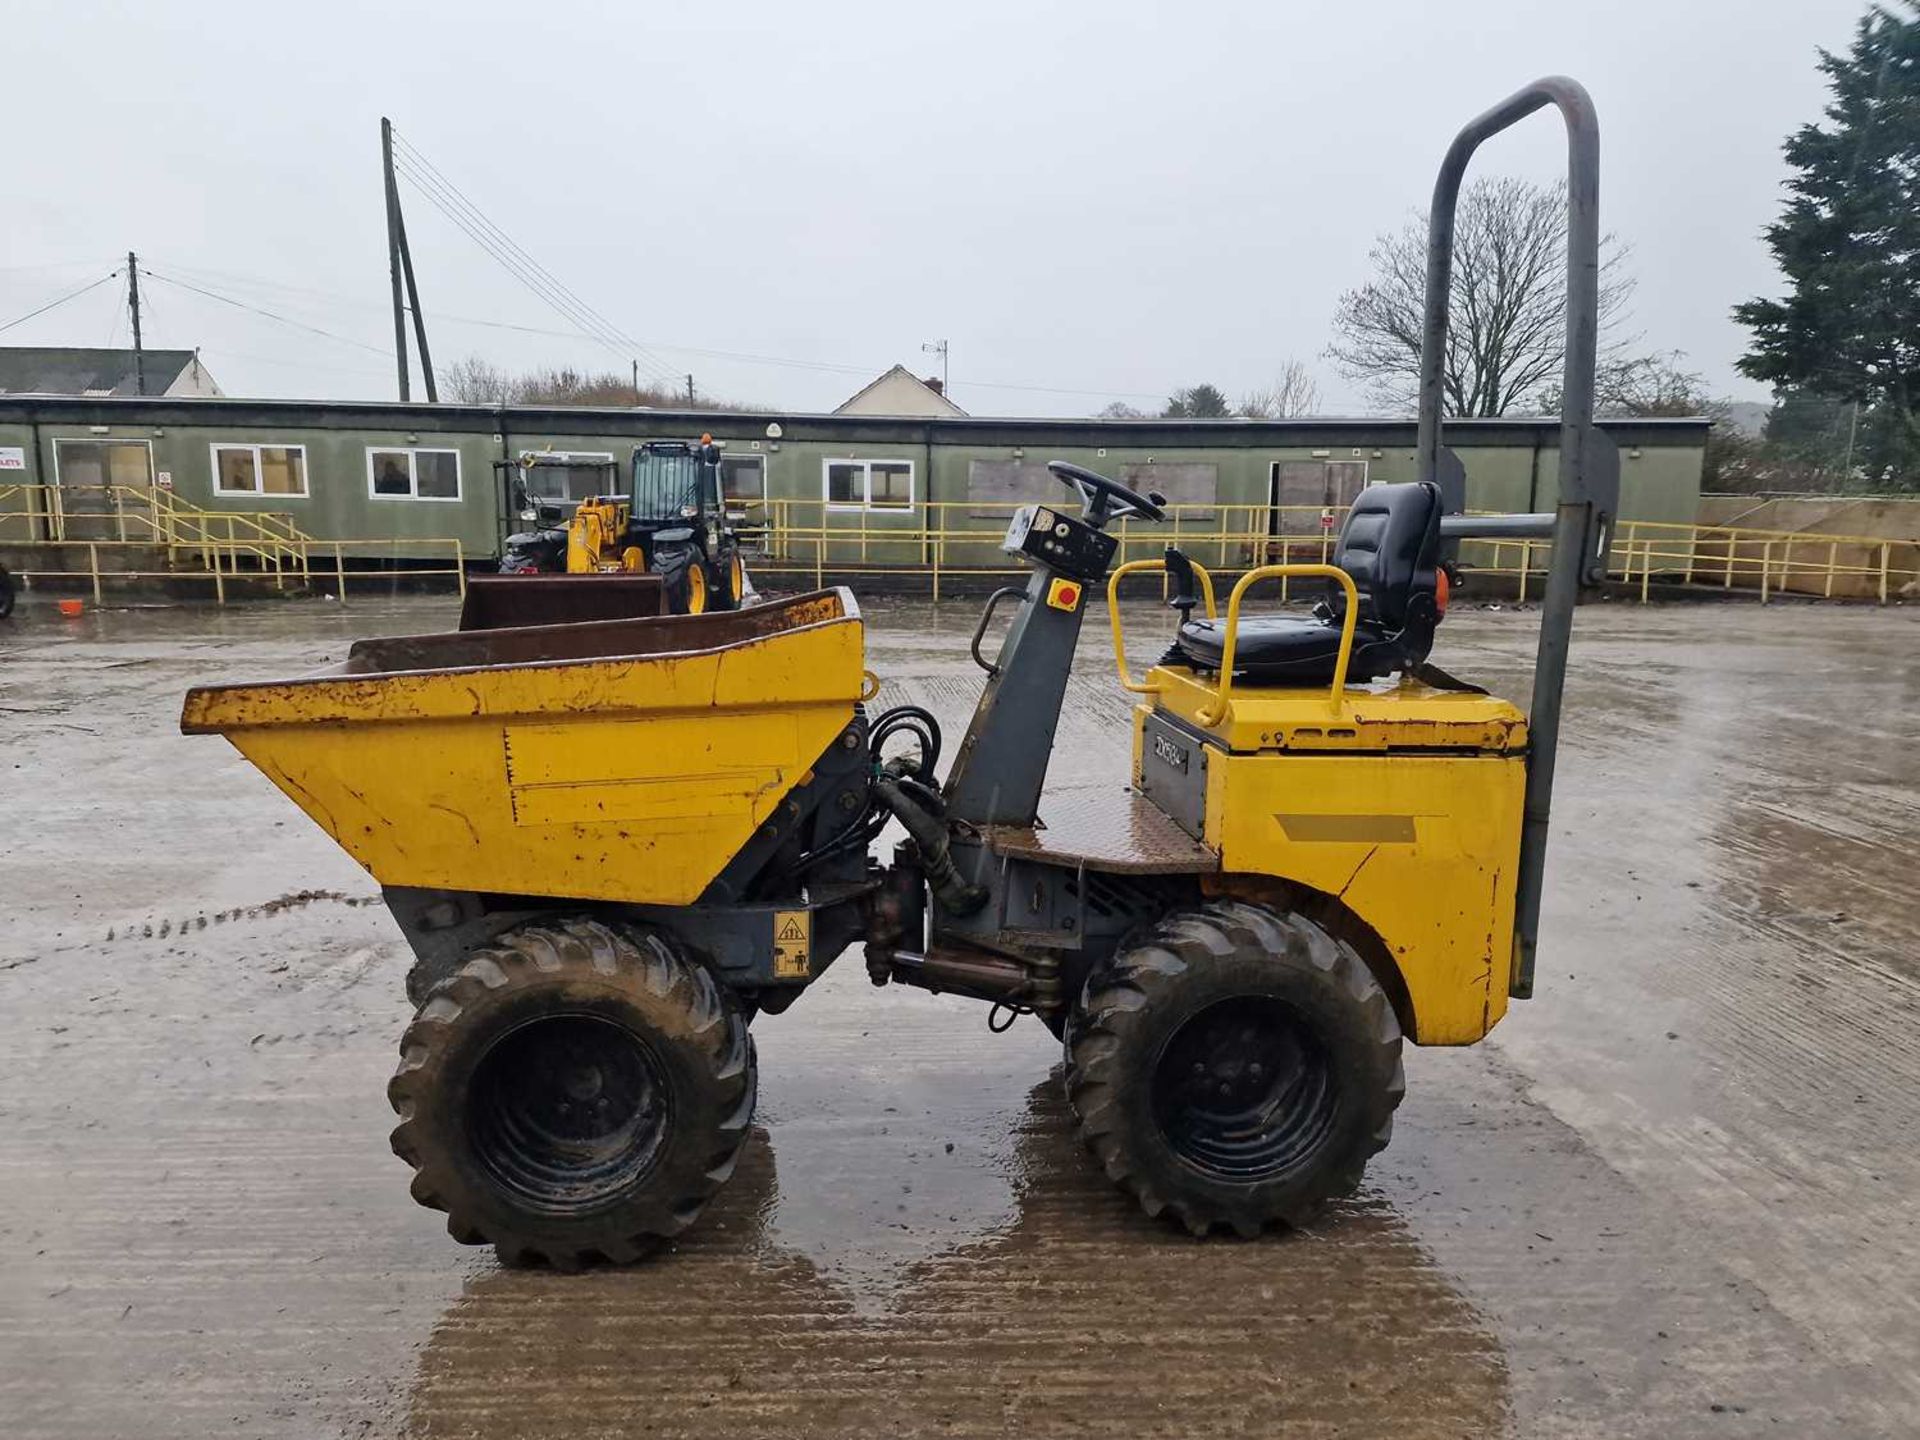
xmin=0 ymin=347 xmax=209 ymax=397
xmin=834 ymin=363 xmax=968 ymax=417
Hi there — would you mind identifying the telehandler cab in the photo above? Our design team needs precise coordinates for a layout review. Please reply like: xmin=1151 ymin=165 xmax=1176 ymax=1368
xmin=181 ymin=77 xmax=1615 ymax=1264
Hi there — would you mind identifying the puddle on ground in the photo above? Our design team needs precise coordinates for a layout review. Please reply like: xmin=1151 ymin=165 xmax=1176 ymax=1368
xmin=403 ymin=1078 xmax=1510 ymax=1440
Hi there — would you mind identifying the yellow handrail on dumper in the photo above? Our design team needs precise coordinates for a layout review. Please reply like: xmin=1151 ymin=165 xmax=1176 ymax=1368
xmin=1105 ymin=556 xmax=1217 ymax=693
xmin=1106 ymin=559 xmax=1360 ymax=724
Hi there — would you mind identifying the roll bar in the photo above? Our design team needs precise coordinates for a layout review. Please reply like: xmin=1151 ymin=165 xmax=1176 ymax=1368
xmin=1416 ymin=76 xmax=1617 ymax=999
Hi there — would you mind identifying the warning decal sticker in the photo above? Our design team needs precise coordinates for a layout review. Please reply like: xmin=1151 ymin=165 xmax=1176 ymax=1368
xmin=772 ymin=909 xmax=811 ymax=980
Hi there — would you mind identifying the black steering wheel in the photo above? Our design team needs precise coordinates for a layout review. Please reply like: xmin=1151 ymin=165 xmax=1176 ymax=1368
xmin=1047 ymin=461 xmax=1167 ymax=528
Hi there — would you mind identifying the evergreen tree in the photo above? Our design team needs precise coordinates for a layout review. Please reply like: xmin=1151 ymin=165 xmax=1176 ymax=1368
xmin=1735 ymin=4 xmax=1920 ymax=487
xmin=1162 ymin=384 xmax=1232 ymax=418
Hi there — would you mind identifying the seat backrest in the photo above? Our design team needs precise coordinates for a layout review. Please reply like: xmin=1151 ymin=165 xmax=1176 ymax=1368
xmin=1332 ymin=481 xmax=1442 ymax=630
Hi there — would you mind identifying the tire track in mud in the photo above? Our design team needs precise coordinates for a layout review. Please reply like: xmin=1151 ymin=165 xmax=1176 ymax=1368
xmin=2 ymin=891 xmax=385 ymax=973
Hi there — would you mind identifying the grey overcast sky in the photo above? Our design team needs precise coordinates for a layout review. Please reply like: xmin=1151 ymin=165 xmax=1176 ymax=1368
xmin=0 ymin=0 xmax=1868 ymax=415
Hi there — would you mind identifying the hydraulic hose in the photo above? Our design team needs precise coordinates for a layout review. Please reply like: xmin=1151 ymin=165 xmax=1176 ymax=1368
xmin=872 ymin=774 xmax=986 ymax=916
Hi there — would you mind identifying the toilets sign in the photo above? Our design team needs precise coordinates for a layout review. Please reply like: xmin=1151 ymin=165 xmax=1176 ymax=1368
xmin=0 ymin=447 xmax=25 ymax=471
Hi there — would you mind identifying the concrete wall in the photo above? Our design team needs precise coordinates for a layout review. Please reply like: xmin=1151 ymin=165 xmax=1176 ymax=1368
xmin=1694 ymin=493 xmax=1920 ymax=599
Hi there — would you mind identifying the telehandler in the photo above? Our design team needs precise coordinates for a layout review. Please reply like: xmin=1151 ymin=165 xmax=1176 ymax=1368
xmin=181 ymin=77 xmax=1615 ymax=1264
xmin=498 ymin=436 xmax=748 ymax=615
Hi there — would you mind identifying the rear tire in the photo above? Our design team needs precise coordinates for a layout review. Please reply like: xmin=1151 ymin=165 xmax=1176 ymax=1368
xmin=715 ymin=547 xmax=745 ymax=611
xmin=1065 ymin=901 xmax=1402 ymax=1236
xmin=388 ymin=918 xmax=755 ymax=1268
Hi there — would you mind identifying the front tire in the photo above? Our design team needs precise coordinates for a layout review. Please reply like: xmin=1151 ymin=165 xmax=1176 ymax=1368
xmin=388 ymin=918 xmax=755 ymax=1267
xmin=1065 ymin=901 xmax=1403 ymax=1236
xmin=654 ymin=543 xmax=706 ymax=614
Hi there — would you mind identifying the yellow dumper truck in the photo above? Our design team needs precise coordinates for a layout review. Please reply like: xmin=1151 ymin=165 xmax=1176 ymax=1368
xmin=182 ymin=78 xmax=1615 ymax=1266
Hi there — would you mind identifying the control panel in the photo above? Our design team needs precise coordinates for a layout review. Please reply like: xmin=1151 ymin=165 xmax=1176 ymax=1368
xmin=1003 ymin=505 xmax=1119 ymax=583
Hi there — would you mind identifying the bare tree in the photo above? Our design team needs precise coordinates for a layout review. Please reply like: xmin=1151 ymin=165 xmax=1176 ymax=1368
xmin=1326 ymin=177 xmax=1636 ymax=416
xmin=1240 ymin=359 xmax=1322 ymax=418
xmin=1594 ymin=351 xmax=1714 ymax=418
xmin=1096 ymin=400 xmax=1145 ymax=419
xmin=438 ymin=355 xmax=514 ymax=404
xmin=433 ymin=354 xmax=761 ymax=411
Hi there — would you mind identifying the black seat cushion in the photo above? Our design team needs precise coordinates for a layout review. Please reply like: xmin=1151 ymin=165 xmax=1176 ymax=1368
xmin=1171 ymin=481 xmax=1443 ymax=686
xmin=1176 ymin=615 xmax=1408 ymax=683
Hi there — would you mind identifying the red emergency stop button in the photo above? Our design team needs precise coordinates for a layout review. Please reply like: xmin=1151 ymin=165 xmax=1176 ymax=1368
xmin=1046 ymin=577 xmax=1082 ymax=611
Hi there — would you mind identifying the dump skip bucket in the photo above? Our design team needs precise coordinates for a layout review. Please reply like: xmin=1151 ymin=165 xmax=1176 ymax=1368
xmin=181 ymin=589 xmax=866 ymax=907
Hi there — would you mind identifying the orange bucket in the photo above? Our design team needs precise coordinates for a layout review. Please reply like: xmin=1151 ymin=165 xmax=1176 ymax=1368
xmin=57 ymin=599 xmax=85 ymax=617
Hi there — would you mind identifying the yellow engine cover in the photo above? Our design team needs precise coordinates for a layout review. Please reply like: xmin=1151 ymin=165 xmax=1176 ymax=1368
xmin=1139 ymin=666 xmax=1529 ymax=1045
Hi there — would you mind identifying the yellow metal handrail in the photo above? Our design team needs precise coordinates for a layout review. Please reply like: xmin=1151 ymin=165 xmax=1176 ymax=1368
xmin=1105 ymin=556 xmax=1217 ymax=694
xmin=1197 ymin=565 xmax=1361 ymax=726
xmin=0 ymin=482 xmax=314 ymax=572
xmin=0 ymin=483 xmax=466 ymax=606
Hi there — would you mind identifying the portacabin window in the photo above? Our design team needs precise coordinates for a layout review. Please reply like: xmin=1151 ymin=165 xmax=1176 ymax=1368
xmin=719 ymin=453 xmax=765 ymax=504
xmin=822 ymin=457 xmax=914 ymax=511
xmin=212 ymin=443 xmax=309 ymax=498
xmin=368 ymin=446 xmax=461 ymax=501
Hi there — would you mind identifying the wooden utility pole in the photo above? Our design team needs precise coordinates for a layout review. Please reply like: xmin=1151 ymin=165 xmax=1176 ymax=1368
xmin=381 ymin=119 xmax=438 ymax=402
xmin=382 ymin=119 xmax=410 ymax=401
xmin=127 ymin=252 xmax=145 ymax=396
xmin=396 ymin=207 xmax=436 ymax=402
xmin=685 ymin=374 xmax=696 ymax=406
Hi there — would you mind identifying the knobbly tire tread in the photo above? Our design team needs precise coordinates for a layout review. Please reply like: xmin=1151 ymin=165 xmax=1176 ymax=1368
xmin=653 ymin=543 xmax=697 ymax=614
xmin=387 ymin=917 xmax=755 ymax=1269
xmin=1064 ymin=900 xmax=1404 ymax=1237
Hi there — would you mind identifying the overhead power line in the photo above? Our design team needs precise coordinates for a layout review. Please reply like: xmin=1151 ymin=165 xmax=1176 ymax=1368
xmin=140 ymin=270 xmax=394 ymax=359
xmin=0 ymin=273 xmax=120 ymax=336
xmin=136 ymin=252 xmax=1181 ymax=406
xmin=390 ymin=132 xmax=674 ymax=379
xmin=388 ymin=129 xmax=680 ymax=386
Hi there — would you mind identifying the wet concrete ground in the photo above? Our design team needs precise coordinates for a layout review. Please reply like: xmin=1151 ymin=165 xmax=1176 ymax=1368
xmin=1 ymin=589 xmax=1917 ymax=1437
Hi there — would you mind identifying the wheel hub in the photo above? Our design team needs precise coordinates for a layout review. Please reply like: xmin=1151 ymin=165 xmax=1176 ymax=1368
xmin=1151 ymin=996 xmax=1338 ymax=1181
xmin=468 ymin=1014 xmax=671 ymax=1213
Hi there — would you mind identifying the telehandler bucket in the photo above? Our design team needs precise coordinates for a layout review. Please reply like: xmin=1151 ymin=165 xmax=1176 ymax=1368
xmin=180 ymin=589 xmax=865 ymax=908
xmin=456 ymin=573 xmax=668 ymax=631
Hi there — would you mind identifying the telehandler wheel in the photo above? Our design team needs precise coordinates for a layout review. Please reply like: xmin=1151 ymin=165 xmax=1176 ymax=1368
xmin=653 ymin=543 xmax=702 ymax=615
xmin=387 ymin=918 xmax=755 ymax=1269
xmin=715 ymin=547 xmax=745 ymax=611
xmin=1065 ymin=901 xmax=1403 ymax=1237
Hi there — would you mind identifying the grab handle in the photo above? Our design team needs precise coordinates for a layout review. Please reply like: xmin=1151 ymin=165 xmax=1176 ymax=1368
xmin=1105 ymin=557 xmax=1217 ymax=694
xmin=1195 ymin=565 xmax=1360 ymax=726
xmin=970 ymin=586 xmax=1027 ymax=677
